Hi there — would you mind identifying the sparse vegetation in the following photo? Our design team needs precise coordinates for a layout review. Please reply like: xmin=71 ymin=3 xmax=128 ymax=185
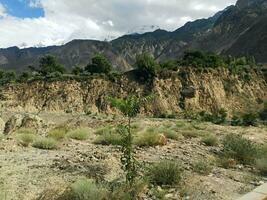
xmin=63 ymin=178 xmax=108 ymax=200
xmin=193 ymin=160 xmax=212 ymax=175
xmin=32 ymin=137 xmax=58 ymax=150
xmin=67 ymin=128 xmax=89 ymax=141
xmin=222 ymin=134 xmax=257 ymax=164
xmin=199 ymin=109 xmax=227 ymax=125
xmin=201 ymin=134 xmax=218 ymax=146
xmin=148 ymin=161 xmax=182 ymax=186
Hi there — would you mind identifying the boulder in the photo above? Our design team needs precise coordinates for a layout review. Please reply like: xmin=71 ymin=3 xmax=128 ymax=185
xmin=181 ymin=86 xmax=196 ymax=98
xmin=4 ymin=114 xmax=23 ymax=135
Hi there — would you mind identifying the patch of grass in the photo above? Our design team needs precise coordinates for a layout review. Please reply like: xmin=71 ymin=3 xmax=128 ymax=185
xmin=193 ymin=160 xmax=212 ymax=175
xmin=95 ymin=126 xmax=114 ymax=135
xmin=94 ymin=132 xmax=122 ymax=145
xmin=148 ymin=161 xmax=182 ymax=186
xmin=158 ymin=126 xmax=182 ymax=140
xmin=48 ymin=127 xmax=68 ymax=141
xmin=134 ymin=128 xmax=164 ymax=147
xmin=255 ymin=158 xmax=267 ymax=176
xmin=201 ymin=135 xmax=218 ymax=146
xmin=176 ymin=121 xmax=188 ymax=128
xmin=32 ymin=137 xmax=58 ymax=150
xmin=67 ymin=128 xmax=89 ymax=141
xmin=16 ymin=133 xmax=36 ymax=147
xmin=181 ymin=130 xmax=199 ymax=138
xmin=222 ymin=134 xmax=257 ymax=164
xmin=64 ymin=178 xmax=108 ymax=200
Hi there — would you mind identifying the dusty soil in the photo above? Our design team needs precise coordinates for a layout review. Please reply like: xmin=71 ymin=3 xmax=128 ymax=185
xmin=0 ymin=112 xmax=266 ymax=200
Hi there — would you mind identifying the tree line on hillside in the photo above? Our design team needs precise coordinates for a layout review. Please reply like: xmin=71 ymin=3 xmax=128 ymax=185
xmin=0 ymin=50 xmax=261 ymax=85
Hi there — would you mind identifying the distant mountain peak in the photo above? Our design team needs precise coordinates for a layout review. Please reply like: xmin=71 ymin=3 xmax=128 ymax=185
xmin=126 ymin=25 xmax=160 ymax=35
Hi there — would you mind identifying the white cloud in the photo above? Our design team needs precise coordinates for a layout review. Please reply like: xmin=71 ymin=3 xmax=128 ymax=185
xmin=0 ymin=3 xmax=7 ymax=18
xmin=0 ymin=0 xmax=237 ymax=48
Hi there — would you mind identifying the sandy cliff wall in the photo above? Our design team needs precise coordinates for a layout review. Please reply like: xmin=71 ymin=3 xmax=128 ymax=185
xmin=0 ymin=68 xmax=266 ymax=116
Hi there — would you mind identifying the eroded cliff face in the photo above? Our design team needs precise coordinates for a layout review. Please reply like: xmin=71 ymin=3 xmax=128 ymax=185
xmin=0 ymin=68 xmax=266 ymax=116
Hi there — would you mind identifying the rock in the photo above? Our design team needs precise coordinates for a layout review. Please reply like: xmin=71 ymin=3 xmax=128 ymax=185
xmin=4 ymin=114 xmax=23 ymax=135
xmin=158 ymin=134 xmax=167 ymax=146
xmin=181 ymin=86 xmax=196 ymax=98
xmin=21 ymin=114 xmax=44 ymax=129
xmin=0 ymin=117 xmax=5 ymax=135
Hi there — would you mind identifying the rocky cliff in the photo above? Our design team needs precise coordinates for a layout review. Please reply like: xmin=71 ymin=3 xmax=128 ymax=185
xmin=0 ymin=68 xmax=266 ymax=116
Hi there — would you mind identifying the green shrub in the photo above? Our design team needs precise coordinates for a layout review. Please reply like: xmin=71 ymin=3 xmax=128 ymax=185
xmin=148 ymin=161 xmax=182 ymax=186
xmin=201 ymin=135 xmax=218 ymax=146
xmin=135 ymin=53 xmax=159 ymax=80
xmin=199 ymin=109 xmax=227 ymax=125
xmin=255 ymin=158 xmax=267 ymax=176
xmin=16 ymin=128 xmax=36 ymax=135
xmin=32 ymin=137 xmax=58 ymax=150
xmin=222 ymin=134 xmax=257 ymax=164
xmin=193 ymin=160 xmax=212 ymax=175
xmin=16 ymin=133 xmax=36 ymax=147
xmin=241 ymin=113 xmax=257 ymax=126
xmin=259 ymin=101 xmax=267 ymax=121
xmin=231 ymin=115 xmax=242 ymax=126
xmin=162 ymin=129 xmax=182 ymax=140
xmin=67 ymin=179 xmax=108 ymax=200
xmin=94 ymin=132 xmax=122 ymax=145
xmin=48 ymin=127 xmax=68 ymax=141
xmin=67 ymin=128 xmax=89 ymax=141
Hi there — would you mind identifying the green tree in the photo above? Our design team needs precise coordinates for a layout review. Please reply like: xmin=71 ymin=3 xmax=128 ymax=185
xmin=38 ymin=55 xmax=65 ymax=76
xmin=85 ymin=54 xmax=112 ymax=74
xmin=135 ymin=53 xmax=159 ymax=79
xmin=0 ymin=70 xmax=16 ymax=85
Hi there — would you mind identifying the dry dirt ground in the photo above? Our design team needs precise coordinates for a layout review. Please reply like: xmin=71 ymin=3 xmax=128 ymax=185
xmin=0 ymin=112 xmax=267 ymax=200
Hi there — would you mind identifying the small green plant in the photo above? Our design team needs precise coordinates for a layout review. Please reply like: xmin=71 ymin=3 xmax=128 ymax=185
xmin=67 ymin=128 xmax=89 ymax=141
xmin=148 ymin=161 xmax=182 ymax=186
xmin=66 ymin=178 xmax=108 ymax=200
xmin=193 ymin=160 xmax=212 ymax=175
xmin=201 ymin=135 xmax=218 ymax=146
xmin=16 ymin=128 xmax=36 ymax=135
xmin=16 ymin=133 xmax=36 ymax=147
xmin=108 ymin=95 xmax=141 ymax=186
xmin=32 ymin=137 xmax=58 ymax=150
xmin=222 ymin=134 xmax=257 ymax=164
xmin=48 ymin=127 xmax=68 ymax=141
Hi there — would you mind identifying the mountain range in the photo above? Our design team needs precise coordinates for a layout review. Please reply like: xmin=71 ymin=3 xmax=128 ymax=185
xmin=0 ymin=0 xmax=266 ymax=72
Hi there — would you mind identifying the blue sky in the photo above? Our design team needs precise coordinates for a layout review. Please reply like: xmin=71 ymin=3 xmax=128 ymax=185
xmin=0 ymin=0 xmax=44 ymax=18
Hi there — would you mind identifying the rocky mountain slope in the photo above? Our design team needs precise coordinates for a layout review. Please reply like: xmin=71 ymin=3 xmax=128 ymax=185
xmin=0 ymin=0 xmax=266 ymax=71
xmin=0 ymin=68 xmax=266 ymax=115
